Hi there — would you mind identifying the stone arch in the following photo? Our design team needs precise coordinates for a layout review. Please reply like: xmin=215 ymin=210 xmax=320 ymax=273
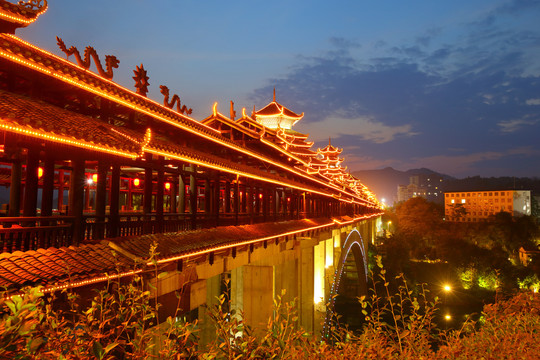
xmin=332 ymin=228 xmax=368 ymax=297
xmin=324 ymin=229 xmax=368 ymax=336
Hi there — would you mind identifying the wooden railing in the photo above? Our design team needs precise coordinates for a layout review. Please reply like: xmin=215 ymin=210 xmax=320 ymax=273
xmin=0 ymin=210 xmax=311 ymax=253
xmin=0 ymin=216 xmax=74 ymax=253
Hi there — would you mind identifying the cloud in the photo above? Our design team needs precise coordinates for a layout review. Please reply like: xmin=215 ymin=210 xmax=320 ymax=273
xmin=249 ymin=0 xmax=540 ymax=177
xmin=498 ymin=118 xmax=539 ymax=133
xmin=329 ymin=37 xmax=361 ymax=50
xmin=526 ymin=98 xmax=540 ymax=105
xmin=306 ymin=115 xmax=418 ymax=144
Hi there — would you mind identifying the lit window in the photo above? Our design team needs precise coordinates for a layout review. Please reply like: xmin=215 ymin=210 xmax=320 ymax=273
xmin=451 ymin=199 xmax=455 ymax=204
xmin=461 ymin=199 xmax=466 ymax=204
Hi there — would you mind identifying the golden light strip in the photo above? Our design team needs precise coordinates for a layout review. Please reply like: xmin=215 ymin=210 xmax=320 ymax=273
xmin=332 ymin=212 xmax=384 ymax=225
xmin=0 ymin=121 xmax=138 ymax=159
xmin=153 ymin=213 xmax=383 ymax=265
xmin=148 ymin=145 xmax=377 ymax=207
xmin=2 ymin=35 xmax=220 ymax=135
xmin=0 ymin=36 xmax=380 ymax=208
xmin=3 ymin=269 xmax=144 ymax=300
xmin=2 ymin=214 xmax=382 ymax=299
xmin=151 ymin=220 xmax=334 ymax=265
xmin=260 ymin=137 xmax=376 ymax=205
xmin=145 ymin=147 xmax=334 ymax=199
xmin=0 ymin=6 xmax=47 ymax=25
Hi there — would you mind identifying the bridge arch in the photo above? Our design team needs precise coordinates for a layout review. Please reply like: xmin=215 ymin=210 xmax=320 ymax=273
xmin=324 ymin=228 xmax=369 ymax=335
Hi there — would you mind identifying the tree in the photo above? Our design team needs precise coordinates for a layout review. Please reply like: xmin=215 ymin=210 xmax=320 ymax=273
xmin=394 ymin=197 xmax=444 ymax=239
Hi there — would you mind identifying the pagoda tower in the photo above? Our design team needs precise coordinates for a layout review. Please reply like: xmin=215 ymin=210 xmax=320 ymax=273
xmin=253 ymin=89 xmax=304 ymax=130
xmin=309 ymin=138 xmax=347 ymax=181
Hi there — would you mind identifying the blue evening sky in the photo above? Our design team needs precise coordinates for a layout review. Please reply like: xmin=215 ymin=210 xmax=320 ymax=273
xmin=17 ymin=0 xmax=540 ymax=178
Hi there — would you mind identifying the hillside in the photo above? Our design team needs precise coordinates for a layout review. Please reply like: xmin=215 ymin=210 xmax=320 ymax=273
xmin=351 ymin=167 xmax=452 ymax=203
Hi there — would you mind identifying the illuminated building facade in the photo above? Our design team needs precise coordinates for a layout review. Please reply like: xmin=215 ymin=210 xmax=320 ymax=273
xmin=444 ymin=190 xmax=531 ymax=222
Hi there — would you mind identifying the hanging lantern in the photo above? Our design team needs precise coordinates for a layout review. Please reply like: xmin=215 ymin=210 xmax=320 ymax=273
xmin=38 ymin=167 xmax=43 ymax=178
xmin=165 ymin=182 xmax=171 ymax=190
xmin=133 ymin=178 xmax=140 ymax=187
xmin=92 ymin=174 xmax=98 ymax=183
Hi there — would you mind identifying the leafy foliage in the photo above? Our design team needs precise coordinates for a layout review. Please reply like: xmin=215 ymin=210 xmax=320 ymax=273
xmin=1 ymin=260 xmax=540 ymax=359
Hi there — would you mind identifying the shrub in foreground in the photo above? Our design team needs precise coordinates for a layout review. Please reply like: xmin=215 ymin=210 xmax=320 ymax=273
xmin=1 ymin=267 xmax=540 ymax=359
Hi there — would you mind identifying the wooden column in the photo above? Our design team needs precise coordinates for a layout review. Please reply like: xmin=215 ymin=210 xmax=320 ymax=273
xmin=40 ymin=155 xmax=55 ymax=217
xmin=109 ymin=164 xmax=120 ymax=238
xmin=240 ymin=184 xmax=245 ymax=214
xmin=156 ymin=159 xmax=164 ymax=231
xmin=170 ymin=176 xmax=177 ymax=214
xmin=178 ymin=174 xmax=185 ymax=213
xmin=234 ymin=176 xmax=239 ymax=225
xmin=95 ymin=161 xmax=109 ymax=239
xmin=274 ymin=189 xmax=280 ymax=221
xmin=189 ymin=165 xmax=197 ymax=230
xmin=69 ymin=158 xmax=86 ymax=245
xmin=262 ymin=187 xmax=268 ymax=222
xmin=143 ymin=153 xmax=153 ymax=214
xmin=8 ymin=158 xmax=22 ymax=217
xmin=23 ymin=146 xmax=40 ymax=217
xmin=255 ymin=185 xmax=260 ymax=216
xmin=213 ymin=176 xmax=220 ymax=227
xmin=247 ymin=182 xmax=254 ymax=224
xmin=224 ymin=180 xmax=231 ymax=215
xmin=204 ymin=179 xmax=211 ymax=214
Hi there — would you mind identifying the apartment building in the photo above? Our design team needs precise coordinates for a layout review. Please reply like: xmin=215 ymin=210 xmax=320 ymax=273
xmin=444 ymin=190 xmax=531 ymax=222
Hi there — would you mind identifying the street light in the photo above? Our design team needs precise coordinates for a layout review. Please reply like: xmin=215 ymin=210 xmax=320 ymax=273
xmin=443 ymin=284 xmax=451 ymax=293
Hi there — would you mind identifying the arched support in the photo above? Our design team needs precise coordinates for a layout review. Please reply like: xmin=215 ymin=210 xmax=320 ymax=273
xmin=324 ymin=229 xmax=368 ymax=338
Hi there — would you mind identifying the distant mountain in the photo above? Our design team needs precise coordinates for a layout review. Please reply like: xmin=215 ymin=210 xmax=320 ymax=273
xmin=351 ymin=167 xmax=452 ymax=204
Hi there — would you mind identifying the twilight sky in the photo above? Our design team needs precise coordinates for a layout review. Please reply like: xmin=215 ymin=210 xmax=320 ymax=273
xmin=17 ymin=0 xmax=540 ymax=178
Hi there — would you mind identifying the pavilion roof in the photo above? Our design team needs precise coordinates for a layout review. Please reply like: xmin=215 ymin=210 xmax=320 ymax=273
xmin=0 ymin=89 xmax=142 ymax=158
xmin=254 ymin=101 xmax=303 ymax=119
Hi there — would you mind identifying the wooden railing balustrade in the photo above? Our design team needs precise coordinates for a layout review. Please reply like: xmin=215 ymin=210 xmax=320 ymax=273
xmin=0 ymin=208 xmax=318 ymax=253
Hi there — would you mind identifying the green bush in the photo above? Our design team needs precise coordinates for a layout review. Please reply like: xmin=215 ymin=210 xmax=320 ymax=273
xmin=1 ymin=259 xmax=540 ymax=359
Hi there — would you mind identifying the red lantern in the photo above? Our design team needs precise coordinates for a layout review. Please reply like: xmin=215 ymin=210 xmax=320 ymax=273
xmin=133 ymin=178 xmax=140 ymax=187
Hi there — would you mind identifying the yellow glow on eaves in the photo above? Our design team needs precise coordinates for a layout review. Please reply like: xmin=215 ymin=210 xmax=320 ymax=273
xmin=0 ymin=35 xmax=380 ymax=209
xmin=0 ymin=6 xmax=47 ymax=25
xmin=0 ymin=120 xmax=138 ymax=159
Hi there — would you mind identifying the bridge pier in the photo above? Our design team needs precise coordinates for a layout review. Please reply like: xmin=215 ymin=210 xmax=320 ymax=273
xmin=148 ymin=218 xmax=380 ymax=343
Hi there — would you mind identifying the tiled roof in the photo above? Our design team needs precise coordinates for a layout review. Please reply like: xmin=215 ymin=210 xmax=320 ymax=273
xmin=0 ymin=89 xmax=142 ymax=157
xmin=0 ymin=34 xmax=233 ymax=149
xmin=0 ymin=214 xmax=387 ymax=291
xmin=0 ymin=243 xmax=135 ymax=289
xmin=254 ymin=101 xmax=303 ymax=118
xmin=110 ymin=218 xmax=334 ymax=261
